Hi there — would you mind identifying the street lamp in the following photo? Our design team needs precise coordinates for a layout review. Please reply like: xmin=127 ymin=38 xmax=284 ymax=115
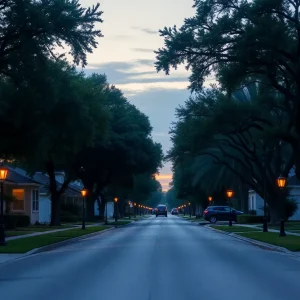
xmin=188 ymin=202 xmax=191 ymax=217
xmin=114 ymin=197 xmax=118 ymax=222
xmin=80 ymin=189 xmax=87 ymax=230
xmin=0 ymin=166 xmax=8 ymax=246
xmin=277 ymin=176 xmax=286 ymax=188
xmin=226 ymin=189 xmax=234 ymax=227
xmin=277 ymin=176 xmax=287 ymax=237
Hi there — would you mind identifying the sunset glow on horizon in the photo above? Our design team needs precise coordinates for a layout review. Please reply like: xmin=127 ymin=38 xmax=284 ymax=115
xmin=155 ymin=173 xmax=172 ymax=192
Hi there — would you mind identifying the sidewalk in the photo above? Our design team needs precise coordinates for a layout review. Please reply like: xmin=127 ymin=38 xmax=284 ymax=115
xmin=6 ymin=223 xmax=105 ymax=241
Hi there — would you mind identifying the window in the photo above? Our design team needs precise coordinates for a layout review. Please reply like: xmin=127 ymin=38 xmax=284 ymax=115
xmin=32 ymin=190 xmax=39 ymax=212
xmin=12 ymin=189 xmax=25 ymax=211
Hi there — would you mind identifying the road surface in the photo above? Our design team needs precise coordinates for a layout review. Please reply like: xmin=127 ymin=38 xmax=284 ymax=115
xmin=0 ymin=216 xmax=300 ymax=300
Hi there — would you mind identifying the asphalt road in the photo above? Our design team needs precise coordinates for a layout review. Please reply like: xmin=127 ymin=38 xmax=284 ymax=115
xmin=0 ymin=215 xmax=300 ymax=300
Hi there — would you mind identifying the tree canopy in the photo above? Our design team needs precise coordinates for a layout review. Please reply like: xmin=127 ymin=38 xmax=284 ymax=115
xmin=0 ymin=0 xmax=163 ymax=225
xmin=155 ymin=0 xmax=300 ymax=178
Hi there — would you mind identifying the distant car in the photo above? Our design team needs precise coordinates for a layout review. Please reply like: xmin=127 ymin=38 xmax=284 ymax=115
xmin=156 ymin=205 xmax=168 ymax=217
xmin=171 ymin=208 xmax=178 ymax=215
xmin=203 ymin=206 xmax=244 ymax=223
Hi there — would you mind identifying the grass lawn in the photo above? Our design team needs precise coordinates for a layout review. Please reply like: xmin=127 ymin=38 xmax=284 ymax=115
xmin=6 ymin=231 xmax=36 ymax=237
xmin=211 ymin=225 xmax=261 ymax=232
xmin=237 ymin=232 xmax=300 ymax=251
xmin=107 ymin=220 xmax=132 ymax=226
xmin=0 ymin=226 xmax=110 ymax=254
xmin=15 ymin=225 xmax=75 ymax=232
xmin=259 ymin=222 xmax=300 ymax=231
xmin=70 ymin=222 xmax=100 ymax=226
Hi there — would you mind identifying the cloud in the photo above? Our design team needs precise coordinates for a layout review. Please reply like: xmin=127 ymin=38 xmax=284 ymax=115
xmin=131 ymin=48 xmax=154 ymax=53
xmin=108 ymin=34 xmax=132 ymax=40
xmin=82 ymin=60 xmax=195 ymax=93
xmin=131 ymin=26 xmax=157 ymax=35
xmin=152 ymin=132 xmax=169 ymax=137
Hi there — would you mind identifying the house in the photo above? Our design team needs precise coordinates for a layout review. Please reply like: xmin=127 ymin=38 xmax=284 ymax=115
xmin=248 ymin=175 xmax=300 ymax=220
xmin=4 ymin=167 xmax=42 ymax=224
xmin=5 ymin=166 xmax=113 ymax=223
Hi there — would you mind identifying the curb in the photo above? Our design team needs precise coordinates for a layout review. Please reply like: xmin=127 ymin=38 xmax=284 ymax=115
xmin=0 ymin=227 xmax=116 ymax=266
xmin=205 ymin=225 xmax=300 ymax=256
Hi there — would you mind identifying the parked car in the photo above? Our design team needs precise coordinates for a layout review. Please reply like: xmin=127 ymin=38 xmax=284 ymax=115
xmin=171 ymin=208 xmax=179 ymax=215
xmin=203 ymin=206 xmax=244 ymax=223
xmin=156 ymin=204 xmax=168 ymax=217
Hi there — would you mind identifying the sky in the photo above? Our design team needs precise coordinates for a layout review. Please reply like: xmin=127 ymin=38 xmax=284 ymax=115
xmin=81 ymin=0 xmax=197 ymax=191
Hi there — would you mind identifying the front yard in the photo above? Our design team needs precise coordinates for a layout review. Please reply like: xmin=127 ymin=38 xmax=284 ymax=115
xmin=237 ymin=232 xmax=300 ymax=252
xmin=1 ymin=226 xmax=110 ymax=254
xmin=6 ymin=224 xmax=76 ymax=237
xmin=210 ymin=225 xmax=260 ymax=232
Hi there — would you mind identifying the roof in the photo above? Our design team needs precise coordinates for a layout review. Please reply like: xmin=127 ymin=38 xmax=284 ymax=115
xmin=287 ymin=175 xmax=300 ymax=186
xmin=5 ymin=166 xmax=40 ymax=185
xmin=6 ymin=166 xmax=82 ymax=196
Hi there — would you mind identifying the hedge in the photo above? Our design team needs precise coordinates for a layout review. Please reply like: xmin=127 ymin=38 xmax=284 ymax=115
xmin=4 ymin=214 xmax=30 ymax=229
xmin=237 ymin=214 xmax=264 ymax=224
xmin=60 ymin=211 xmax=78 ymax=223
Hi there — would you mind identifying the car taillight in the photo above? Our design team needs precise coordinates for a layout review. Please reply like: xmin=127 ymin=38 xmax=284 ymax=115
xmin=203 ymin=210 xmax=208 ymax=214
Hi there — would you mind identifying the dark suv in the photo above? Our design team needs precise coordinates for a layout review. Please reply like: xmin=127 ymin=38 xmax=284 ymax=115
xmin=203 ymin=206 xmax=243 ymax=223
xmin=156 ymin=205 xmax=168 ymax=217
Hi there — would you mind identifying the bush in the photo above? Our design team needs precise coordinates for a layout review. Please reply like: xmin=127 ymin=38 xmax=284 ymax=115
xmin=284 ymin=198 xmax=298 ymax=221
xmin=61 ymin=203 xmax=81 ymax=216
xmin=237 ymin=214 xmax=264 ymax=224
xmin=4 ymin=214 xmax=30 ymax=229
xmin=60 ymin=211 xmax=78 ymax=223
xmin=248 ymin=210 xmax=257 ymax=216
xmin=259 ymin=198 xmax=298 ymax=222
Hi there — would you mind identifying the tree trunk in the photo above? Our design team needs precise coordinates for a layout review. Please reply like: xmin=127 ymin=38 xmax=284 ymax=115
xmin=86 ymin=196 xmax=95 ymax=221
xmin=45 ymin=159 xmax=61 ymax=226
xmin=45 ymin=158 xmax=72 ymax=226
xmin=99 ymin=193 xmax=106 ymax=220
xmin=50 ymin=192 xmax=61 ymax=226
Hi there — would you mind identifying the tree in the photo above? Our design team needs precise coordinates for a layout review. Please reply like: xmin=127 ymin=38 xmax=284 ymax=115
xmin=167 ymin=84 xmax=293 ymax=222
xmin=155 ymin=0 xmax=300 ymax=177
xmin=1 ymin=60 xmax=108 ymax=225
xmin=76 ymin=77 xmax=164 ymax=220
xmin=0 ymin=0 xmax=103 ymax=81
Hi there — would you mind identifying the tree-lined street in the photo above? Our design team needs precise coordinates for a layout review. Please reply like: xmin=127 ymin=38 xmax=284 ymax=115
xmin=0 ymin=216 xmax=299 ymax=300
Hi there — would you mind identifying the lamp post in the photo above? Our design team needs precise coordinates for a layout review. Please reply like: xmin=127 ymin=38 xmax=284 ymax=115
xmin=277 ymin=176 xmax=287 ymax=237
xmin=261 ymin=155 xmax=268 ymax=232
xmin=208 ymin=196 xmax=212 ymax=204
xmin=114 ymin=198 xmax=118 ymax=222
xmin=80 ymin=189 xmax=87 ymax=230
xmin=226 ymin=189 xmax=234 ymax=227
xmin=0 ymin=166 xmax=8 ymax=246
xmin=134 ymin=202 xmax=137 ymax=217
xmin=188 ymin=202 xmax=191 ymax=217
xmin=104 ymin=198 xmax=108 ymax=225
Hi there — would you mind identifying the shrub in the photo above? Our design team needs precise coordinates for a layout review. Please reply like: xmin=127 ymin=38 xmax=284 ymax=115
xmin=4 ymin=214 xmax=30 ymax=229
xmin=284 ymin=198 xmax=298 ymax=221
xmin=237 ymin=214 xmax=264 ymax=224
xmin=259 ymin=198 xmax=298 ymax=222
xmin=248 ymin=210 xmax=257 ymax=216
xmin=60 ymin=211 xmax=78 ymax=223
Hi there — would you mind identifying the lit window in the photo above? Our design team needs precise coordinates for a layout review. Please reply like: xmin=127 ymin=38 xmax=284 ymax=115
xmin=12 ymin=189 xmax=25 ymax=211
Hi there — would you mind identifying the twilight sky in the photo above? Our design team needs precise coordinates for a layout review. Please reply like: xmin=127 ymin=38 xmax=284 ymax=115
xmin=81 ymin=0 xmax=203 ymax=191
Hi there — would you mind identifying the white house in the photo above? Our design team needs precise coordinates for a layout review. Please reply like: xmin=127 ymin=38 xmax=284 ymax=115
xmin=248 ymin=174 xmax=300 ymax=220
